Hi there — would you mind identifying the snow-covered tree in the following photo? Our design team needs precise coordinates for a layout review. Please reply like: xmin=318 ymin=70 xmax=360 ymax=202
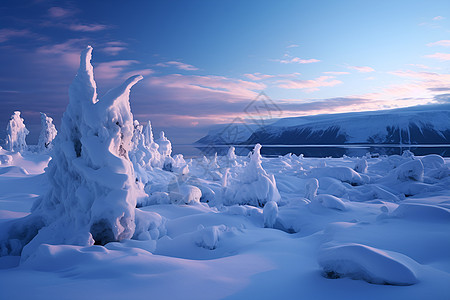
xmin=5 ymin=111 xmax=29 ymax=152
xmin=0 ymin=46 xmax=150 ymax=259
xmin=224 ymin=144 xmax=281 ymax=206
xmin=37 ymin=112 xmax=57 ymax=151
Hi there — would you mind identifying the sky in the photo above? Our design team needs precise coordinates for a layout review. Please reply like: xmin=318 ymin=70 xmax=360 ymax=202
xmin=0 ymin=0 xmax=450 ymax=144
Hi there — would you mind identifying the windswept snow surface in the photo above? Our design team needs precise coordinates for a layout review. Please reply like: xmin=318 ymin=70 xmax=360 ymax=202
xmin=1 ymin=147 xmax=450 ymax=299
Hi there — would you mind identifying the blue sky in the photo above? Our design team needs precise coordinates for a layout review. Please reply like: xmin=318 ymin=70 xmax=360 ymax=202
xmin=1 ymin=0 xmax=449 ymax=144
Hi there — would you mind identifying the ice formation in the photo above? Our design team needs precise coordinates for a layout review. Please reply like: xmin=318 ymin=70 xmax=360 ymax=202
xmin=4 ymin=111 xmax=29 ymax=152
xmin=224 ymin=144 xmax=281 ymax=206
xmin=0 ymin=46 xmax=148 ymax=258
xmin=37 ymin=112 xmax=57 ymax=152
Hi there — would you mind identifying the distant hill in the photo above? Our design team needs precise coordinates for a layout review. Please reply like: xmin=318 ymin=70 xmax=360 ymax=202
xmin=196 ymin=104 xmax=450 ymax=145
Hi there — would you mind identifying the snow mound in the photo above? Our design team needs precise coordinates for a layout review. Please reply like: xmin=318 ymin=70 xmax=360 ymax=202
xmin=392 ymin=203 xmax=450 ymax=222
xmin=394 ymin=160 xmax=424 ymax=182
xmin=0 ymin=166 xmax=29 ymax=176
xmin=224 ymin=144 xmax=281 ymax=207
xmin=309 ymin=166 xmax=365 ymax=185
xmin=421 ymin=154 xmax=445 ymax=169
xmin=169 ymin=184 xmax=202 ymax=205
xmin=5 ymin=111 xmax=29 ymax=152
xmin=315 ymin=194 xmax=346 ymax=211
xmin=318 ymin=243 xmax=419 ymax=286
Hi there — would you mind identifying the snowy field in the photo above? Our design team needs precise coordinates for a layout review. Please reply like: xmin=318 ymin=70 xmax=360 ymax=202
xmin=1 ymin=47 xmax=450 ymax=299
xmin=1 ymin=148 xmax=450 ymax=299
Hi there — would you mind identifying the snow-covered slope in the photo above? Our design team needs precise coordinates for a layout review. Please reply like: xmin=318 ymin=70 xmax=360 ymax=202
xmin=197 ymin=104 xmax=450 ymax=145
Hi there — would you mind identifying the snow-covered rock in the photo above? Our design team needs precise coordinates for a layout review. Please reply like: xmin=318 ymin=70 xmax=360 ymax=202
xmin=37 ymin=112 xmax=57 ymax=152
xmin=4 ymin=111 xmax=29 ymax=152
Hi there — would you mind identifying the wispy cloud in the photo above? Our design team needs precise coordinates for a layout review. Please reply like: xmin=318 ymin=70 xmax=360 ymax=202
xmin=347 ymin=66 xmax=375 ymax=73
xmin=36 ymin=39 xmax=87 ymax=67
xmin=433 ymin=16 xmax=445 ymax=21
xmin=147 ymin=74 xmax=265 ymax=100
xmin=425 ymin=52 xmax=450 ymax=61
xmin=323 ymin=71 xmax=350 ymax=75
xmin=243 ymin=72 xmax=300 ymax=81
xmin=48 ymin=7 xmax=74 ymax=19
xmin=0 ymin=29 xmax=37 ymax=43
xmin=278 ymin=76 xmax=342 ymax=92
xmin=407 ymin=64 xmax=432 ymax=70
xmin=94 ymin=60 xmax=139 ymax=80
xmin=68 ymin=23 xmax=109 ymax=32
xmin=427 ymin=40 xmax=450 ymax=47
xmin=156 ymin=61 xmax=198 ymax=71
xmin=275 ymin=56 xmax=320 ymax=64
xmin=286 ymin=44 xmax=299 ymax=48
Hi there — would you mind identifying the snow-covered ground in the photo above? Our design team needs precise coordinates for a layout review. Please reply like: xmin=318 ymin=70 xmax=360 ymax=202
xmin=1 ymin=147 xmax=449 ymax=299
xmin=0 ymin=46 xmax=449 ymax=300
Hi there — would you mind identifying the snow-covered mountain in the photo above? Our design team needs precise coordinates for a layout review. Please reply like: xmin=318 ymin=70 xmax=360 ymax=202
xmin=197 ymin=104 xmax=450 ymax=145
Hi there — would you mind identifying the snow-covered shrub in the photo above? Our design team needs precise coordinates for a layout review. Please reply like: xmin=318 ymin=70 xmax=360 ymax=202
xmin=224 ymin=144 xmax=281 ymax=207
xmin=0 ymin=46 xmax=148 ymax=259
xmin=193 ymin=225 xmax=227 ymax=250
xmin=37 ymin=112 xmax=57 ymax=152
xmin=5 ymin=111 xmax=29 ymax=152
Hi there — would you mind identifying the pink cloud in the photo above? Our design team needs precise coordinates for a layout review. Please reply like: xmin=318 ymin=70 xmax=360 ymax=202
xmin=101 ymin=46 xmax=126 ymax=56
xmin=347 ymin=66 xmax=375 ymax=73
xmin=277 ymin=76 xmax=342 ymax=92
xmin=425 ymin=52 xmax=450 ymax=61
xmin=156 ymin=61 xmax=198 ymax=71
xmin=427 ymin=40 xmax=450 ymax=47
xmin=433 ymin=16 xmax=445 ymax=21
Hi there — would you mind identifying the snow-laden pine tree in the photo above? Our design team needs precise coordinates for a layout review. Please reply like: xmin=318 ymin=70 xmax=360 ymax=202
xmin=37 ymin=112 xmax=57 ymax=152
xmin=0 ymin=46 xmax=151 ymax=259
xmin=5 ymin=111 xmax=29 ymax=152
